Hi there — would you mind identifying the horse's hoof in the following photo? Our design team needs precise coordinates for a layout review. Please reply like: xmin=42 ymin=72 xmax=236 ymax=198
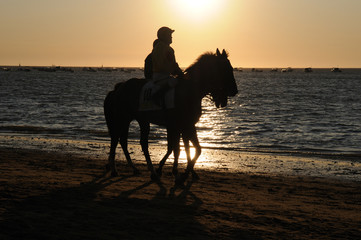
xmin=192 ymin=171 xmax=200 ymax=181
xmin=172 ymin=169 xmax=178 ymax=177
xmin=133 ymin=168 xmax=140 ymax=175
xmin=175 ymin=175 xmax=186 ymax=187
xmin=111 ymin=170 xmax=119 ymax=177
xmin=151 ymin=172 xmax=160 ymax=181
xmin=105 ymin=164 xmax=111 ymax=172
xmin=156 ymin=168 xmax=163 ymax=178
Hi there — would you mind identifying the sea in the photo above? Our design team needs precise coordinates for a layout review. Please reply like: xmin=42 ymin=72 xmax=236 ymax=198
xmin=1 ymin=67 xmax=361 ymax=178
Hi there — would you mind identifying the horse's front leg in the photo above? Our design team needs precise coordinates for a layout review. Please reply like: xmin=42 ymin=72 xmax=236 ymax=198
xmin=182 ymin=134 xmax=199 ymax=180
xmin=139 ymin=121 xmax=158 ymax=181
xmin=187 ymin=132 xmax=201 ymax=180
xmin=171 ymin=131 xmax=181 ymax=177
xmin=177 ymin=126 xmax=201 ymax=184
xmin=183 ymin=134 xmax=191 ymax=167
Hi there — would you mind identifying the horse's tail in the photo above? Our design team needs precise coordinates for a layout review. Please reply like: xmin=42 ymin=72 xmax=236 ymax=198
xmin=104 ymin=82 xmax=124 ymax=133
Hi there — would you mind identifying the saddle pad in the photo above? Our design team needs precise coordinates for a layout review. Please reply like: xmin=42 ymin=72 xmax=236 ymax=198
xmin=138 ymin=81 xmax=175 ymax=111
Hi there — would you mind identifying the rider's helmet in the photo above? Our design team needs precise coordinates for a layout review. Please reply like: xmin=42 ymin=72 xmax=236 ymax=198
xmin=157 ymin=27 xmax=174 ymax=42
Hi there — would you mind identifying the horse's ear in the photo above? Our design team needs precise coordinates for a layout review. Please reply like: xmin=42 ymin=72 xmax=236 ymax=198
xmin=216 ymin=48 xmax=221 ymax=56
xmin=222 ymin=49 xmax=227 ymax=57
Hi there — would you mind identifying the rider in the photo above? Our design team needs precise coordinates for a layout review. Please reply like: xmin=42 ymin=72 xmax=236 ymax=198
xmin=152 ymin=26 xmax=183 ymax=81
xmin=150 ymin=27 xmax=183 ymax=106
xmin=144 ymin=39 xmax=159 ymax=79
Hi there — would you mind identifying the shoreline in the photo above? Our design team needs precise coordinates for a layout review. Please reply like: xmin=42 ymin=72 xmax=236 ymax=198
xmin=1 ymin=146 xmax=361 ymax=239
xmin=1 ymin=134 xmax=361 ymax=182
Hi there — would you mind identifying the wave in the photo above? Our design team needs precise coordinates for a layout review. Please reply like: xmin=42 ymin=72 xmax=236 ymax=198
xmin=0 ymin=125 xmax=66 ymax=135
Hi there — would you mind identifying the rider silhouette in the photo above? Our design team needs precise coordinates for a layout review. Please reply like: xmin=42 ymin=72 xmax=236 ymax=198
xmin=149 ymin=27 xmax=183 ymax=107
xmin=152 ymin=26 xmax=183 ymax=80
xmin=144 ymin=39 xmax=159 ymax=79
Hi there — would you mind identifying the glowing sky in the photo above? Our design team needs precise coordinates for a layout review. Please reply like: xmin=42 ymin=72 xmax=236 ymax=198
xmin=1 ymin=0 xmax=360 ymax=68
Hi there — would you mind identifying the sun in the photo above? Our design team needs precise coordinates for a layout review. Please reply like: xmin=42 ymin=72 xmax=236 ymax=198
xmin=169 ymin=0 xmax=224 ymax=23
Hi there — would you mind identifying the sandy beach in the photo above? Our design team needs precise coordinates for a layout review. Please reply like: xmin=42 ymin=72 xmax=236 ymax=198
xmin=1 ymin=137 xmax=361 ymax=239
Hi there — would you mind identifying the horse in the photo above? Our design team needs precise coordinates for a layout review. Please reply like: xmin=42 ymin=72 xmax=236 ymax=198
xmin=104 ymin=48 xmax=238 ymax=183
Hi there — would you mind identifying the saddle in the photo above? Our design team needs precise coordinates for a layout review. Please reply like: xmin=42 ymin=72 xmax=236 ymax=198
xmin=139 ymin=80 xmax=176 ymax=111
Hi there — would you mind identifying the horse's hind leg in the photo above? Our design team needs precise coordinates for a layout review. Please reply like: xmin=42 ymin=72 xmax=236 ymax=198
xmin=107 ymin=134 xmax=119 ymax=177
xmin=157 ymin=137 xmax=173 ymax=177
xmin=157 ymin=128 xmax=179 ymax=177
xmin=119 ymin=120 xmax=139 ymax=175
xmin=139 ymin=121 xmax=158 ymax=180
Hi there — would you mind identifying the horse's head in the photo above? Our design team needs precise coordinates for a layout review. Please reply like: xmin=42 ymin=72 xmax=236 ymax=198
xmin=209 ymin=49 xmax=238 ymax=108
xmin=185 ymin=49 xmax=238 ymax=108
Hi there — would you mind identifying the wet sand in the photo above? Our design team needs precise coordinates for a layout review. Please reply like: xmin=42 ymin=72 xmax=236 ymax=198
xmin=1 ymin=141 xmax=361 ymax=239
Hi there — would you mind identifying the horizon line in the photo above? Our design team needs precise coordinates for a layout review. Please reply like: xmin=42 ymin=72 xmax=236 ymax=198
xmin=1 ymin=64 xmax=361 ymax=69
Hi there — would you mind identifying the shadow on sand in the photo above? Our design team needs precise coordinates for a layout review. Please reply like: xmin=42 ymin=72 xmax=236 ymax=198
xmin=0 ymin=174 xmax=208 ymax=239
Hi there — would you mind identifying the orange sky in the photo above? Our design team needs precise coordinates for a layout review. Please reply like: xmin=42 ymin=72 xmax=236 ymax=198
xmin=1 ymin=0 xmax=361 ymax=68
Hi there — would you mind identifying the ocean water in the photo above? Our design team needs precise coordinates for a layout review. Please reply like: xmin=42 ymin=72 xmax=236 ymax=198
xmin=1 ymin=68 xmax=361 ymax=160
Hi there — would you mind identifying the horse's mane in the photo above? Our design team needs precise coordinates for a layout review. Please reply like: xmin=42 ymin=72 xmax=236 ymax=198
xmin=185 ymin=50 xmax=229 ymax=74
xmin=185 ymin=52 xmax=214 ymax=73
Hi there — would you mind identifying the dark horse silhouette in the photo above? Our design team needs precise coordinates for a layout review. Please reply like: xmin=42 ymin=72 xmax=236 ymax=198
xmin=104 ymin=49 xmax=238 ymax=183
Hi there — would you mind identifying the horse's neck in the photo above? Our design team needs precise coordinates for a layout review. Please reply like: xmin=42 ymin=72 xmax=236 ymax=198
xmin=180 ymin=73 xmax=203 ymax=121
xmin=185 ymin=70 xmax=208 ymax=100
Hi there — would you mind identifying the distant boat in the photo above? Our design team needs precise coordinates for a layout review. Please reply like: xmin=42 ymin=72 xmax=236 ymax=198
xmin=62 ymin=67 xmax=74 ymax=73
xmin=304 ymin=67 xmax=312 ymax=72
xmin=37 ymin=67 xmax=56 ymax=72
xmin=82 ymin=67 xmax=97 ymax=72
xmin=270 ymin=68 xmax=278 ymax=72
xmin=98 ymin=67 xmax=112 ymax=72
xmin=331 ymin=67 xmax=342 ymax=72
xmin=17 ymin=68 xmax=31 ymax=72
xmin=251 ymin=68 xmax=263 ymax=72
xmin=120 ymin=68 xmax=136 ymax=73
xmin=1 ymin=67 xmax=10 ymax=71
xmin=233 ymin=67 xmax=243 ymax=72
xmin=281 ymin=67 xmax=293 ymax=72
